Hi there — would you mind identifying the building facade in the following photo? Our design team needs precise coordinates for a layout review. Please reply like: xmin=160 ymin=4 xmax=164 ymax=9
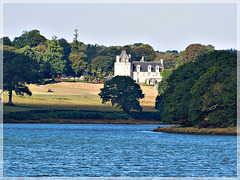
xmin=114 ymin=50 xmax=163 ymax=85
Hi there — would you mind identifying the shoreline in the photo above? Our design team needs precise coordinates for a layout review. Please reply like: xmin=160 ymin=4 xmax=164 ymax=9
xmin=3 ymin=118 xmax=163 ymax=125
xmin=153 ymin=126 xmax=237 ymax=135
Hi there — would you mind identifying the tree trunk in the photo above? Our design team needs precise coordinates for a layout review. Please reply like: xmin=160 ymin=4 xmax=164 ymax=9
xmin=8 ymin=89 xmax=13 ymax=105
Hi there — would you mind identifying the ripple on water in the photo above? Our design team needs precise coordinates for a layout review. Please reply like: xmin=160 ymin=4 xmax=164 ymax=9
xmin=3 ymin=124 xmax=237 ymax=177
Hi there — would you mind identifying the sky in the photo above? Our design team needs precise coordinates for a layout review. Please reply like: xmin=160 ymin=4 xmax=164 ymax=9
xmin=3 ymin=3 xmax=237 ymax=52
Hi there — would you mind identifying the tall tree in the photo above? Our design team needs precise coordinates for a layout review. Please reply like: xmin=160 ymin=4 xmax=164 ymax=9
xmin=69 ymin=30 xmax=87 ymax=78
xmin=3 ymin=48 xmax=40 ymax=105
xmin=58 ymin=38 xmax=71 ymax=59
xmin=69 ymin=54 xmax=87 ymax=80
xmin=43 ymin=36 xmax=68 ymax=77
xmin=99 ymin=76 xmax=145 ymax=113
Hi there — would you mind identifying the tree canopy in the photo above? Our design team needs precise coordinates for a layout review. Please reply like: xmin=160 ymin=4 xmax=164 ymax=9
xmin=98 ymin=76 xmax=145 ymax=113
xmin=155 ymin=50 xmax=236 ymax=128
xmin=3 ymin=47 xmax=41 ymax=105
xmin=4 ymin=29 xmax=221 ymax=85
xmin=12 ymin=30 xmax=46 ymax=48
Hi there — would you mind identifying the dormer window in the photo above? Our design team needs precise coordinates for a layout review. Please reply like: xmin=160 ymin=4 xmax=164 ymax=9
xmin=156 ymin=66 xmax=159 ymax=73
xmin=148 ymin=65 xmax=152 ymax=72
xmin=137 ymin=65 xmax=141 ymax=72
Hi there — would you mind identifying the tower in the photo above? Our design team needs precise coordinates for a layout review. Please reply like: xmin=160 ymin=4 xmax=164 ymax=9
xmin=114 ymin=50 xmax=131 ymax=77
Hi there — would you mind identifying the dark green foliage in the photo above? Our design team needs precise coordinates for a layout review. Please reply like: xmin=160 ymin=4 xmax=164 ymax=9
xmin=43 ymin=36 xmax=68 ymax=77
xmin=85 ymin=44 xmax=106 ymax=64
xmin=4 ymin=109 xmax=161 ymax=122
xmin=156 ymin=51 xmax=236 ymax=128
xmin=3 ymin=48 xmax=41 ymax=105
xmin=155 ymin=95 xmax=164 ymax=114
xmin=162 ymin=52 xmax=179 ymax=69
xmin=130 ymin=44 xmax=156 ymax=61
xmin=90 ymin=56 xmax=114 ymax=76
xmin=175 ymin=43 xmax=214 ymax=68
xmin=2 ymin=37 xmax=12 ymax=46
xmin=155 ymin=69 xmax=173 ymax=111
xmin=58 ymin=38 xmax=71 ymax=59
xmin=12 ymin=30 xmax=46 ymax=48
xmin=99 ymin=76 xmax=145 ymax=113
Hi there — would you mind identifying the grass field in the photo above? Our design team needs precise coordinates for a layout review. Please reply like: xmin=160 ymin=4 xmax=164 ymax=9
xmin=3 ymin=81 xmax=158 ymax=114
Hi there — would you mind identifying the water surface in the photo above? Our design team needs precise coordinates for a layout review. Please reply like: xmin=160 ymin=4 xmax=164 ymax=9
xmin=4 ymin=124 xmax=237 ymax=177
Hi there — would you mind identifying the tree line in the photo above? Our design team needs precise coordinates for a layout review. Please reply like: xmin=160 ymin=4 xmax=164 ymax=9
xmin=3 ymin=29 xmax=163 ymax=83
xmin=155 ymin=50 xmax=237 ymax=128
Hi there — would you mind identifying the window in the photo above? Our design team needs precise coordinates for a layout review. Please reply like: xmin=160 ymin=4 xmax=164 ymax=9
xmin=148 ymin=65 xmax=152 ymax=72
xmin=137 ymin=65 xmax=141 ymax=72
xmin=156 ymin=66 xmax=159 ymax=73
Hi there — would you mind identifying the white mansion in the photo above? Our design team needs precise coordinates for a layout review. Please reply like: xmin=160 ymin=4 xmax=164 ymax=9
xmin=114 ymin=50 xmax=164 ymax=85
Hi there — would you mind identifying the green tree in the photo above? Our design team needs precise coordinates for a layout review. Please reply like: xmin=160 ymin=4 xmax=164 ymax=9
xmin=157 ymin=50 xmax=236 ymax=128
xmin=69 ymin=54 xmax=87 ymax=80
xmin=176 ymin=44 xmax=215 ymax=68
xmin=3 ymin=48 xmax=40 ymax=105
xmin=130 ymin=44 xmax=156 ymax=61
xmin=12 ymin=29 xmax=46 ymax=48
xmin=155 ymin=69 xmax=172 ymax=111
xmin=2 ymin=37 xmax=12 ymax=46
xmin=85 ymin=44 xmax=104 ymax=64
xmin=98 ymin=76 xmax=145 ymax=113
xmin=58 ymin=38 xmax=71 ymax=59
xmin=163 ymin=52 xmax=179 ymax=69
xmin=90 ymin=55 xmax=114 ymax=76
xmin=43 ymin=36 xmax=67 ymax=77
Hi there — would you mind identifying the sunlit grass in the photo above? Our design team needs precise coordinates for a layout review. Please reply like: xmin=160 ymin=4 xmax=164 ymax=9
xmin=3 ymin=82 xmax=158 ymax=113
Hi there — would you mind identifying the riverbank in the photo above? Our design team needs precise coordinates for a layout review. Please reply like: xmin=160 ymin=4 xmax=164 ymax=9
xmin=153 ymin=126 xmax=237 ymax=135
xmin=4 ymin=118 xmax=162 ymax=124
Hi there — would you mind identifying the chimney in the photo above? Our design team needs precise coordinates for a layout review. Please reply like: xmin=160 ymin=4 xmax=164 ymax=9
xmin=116 ymin=55 xmax=120 ymax=62
xmin=161 ymin=59 xmax=163 ymax=65
xmin=141 ymin=56 xmax=144 ymax=62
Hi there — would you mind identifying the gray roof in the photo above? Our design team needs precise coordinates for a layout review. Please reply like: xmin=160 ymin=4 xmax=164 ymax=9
xmin=132 ymin=61 xmax=163 ymax=72
xmin=119 ymin=50 xmax=128 ymax=62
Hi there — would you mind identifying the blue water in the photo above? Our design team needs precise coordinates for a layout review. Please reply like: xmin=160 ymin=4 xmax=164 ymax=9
xmin=3 ymin=124 xmax=237 ymax=177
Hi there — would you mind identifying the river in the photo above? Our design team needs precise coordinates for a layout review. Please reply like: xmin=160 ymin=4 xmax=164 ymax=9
xmin=3 ymin=123 xmax=237 ymax=177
